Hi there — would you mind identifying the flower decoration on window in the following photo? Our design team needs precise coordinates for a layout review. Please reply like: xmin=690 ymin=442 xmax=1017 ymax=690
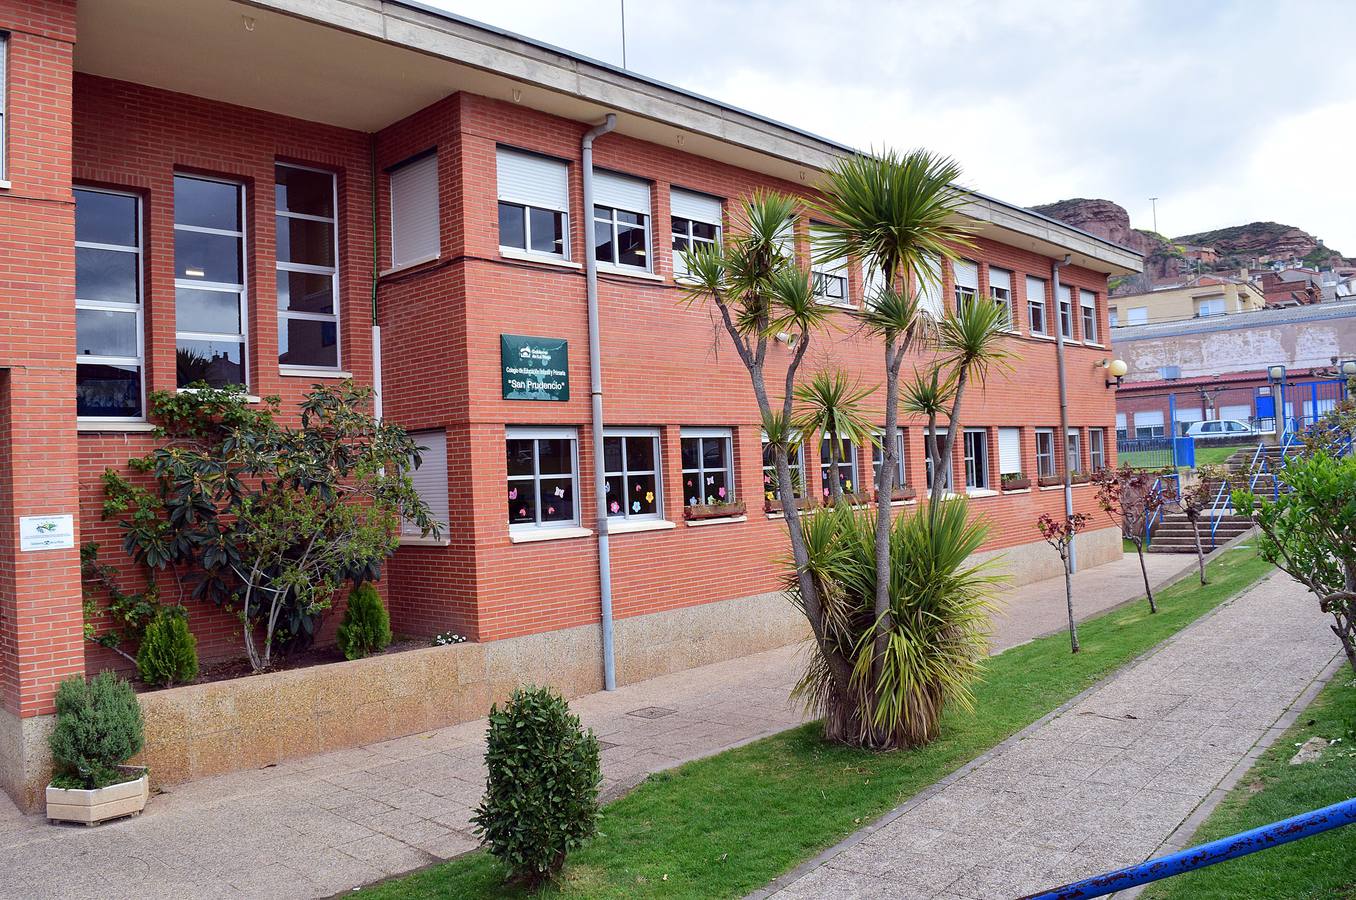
xmin=610 ymin=500 xmax=620 ymax=513
xmin=554 ymin=485 xmax=566 ymax=498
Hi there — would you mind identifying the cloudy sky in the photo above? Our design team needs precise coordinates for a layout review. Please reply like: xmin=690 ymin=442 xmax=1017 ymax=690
xmin=425 ymin=0 xmax=1356 ymax=252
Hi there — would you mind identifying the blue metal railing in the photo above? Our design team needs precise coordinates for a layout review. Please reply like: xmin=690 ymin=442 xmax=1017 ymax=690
xmin=1207 ymin=442 xmax=1265 ymax=549
xmin=1019 ymin=796 xmax=1356 ymax=900
xmin=1141 ymin=473 xmax=1179 ymax=549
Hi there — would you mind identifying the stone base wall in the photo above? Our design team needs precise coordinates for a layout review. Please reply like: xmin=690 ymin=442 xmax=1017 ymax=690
xmin=973 ymin=524 xmax=1123 ymax=585
xmin=0 ymin=707 xmax=55 ymax=813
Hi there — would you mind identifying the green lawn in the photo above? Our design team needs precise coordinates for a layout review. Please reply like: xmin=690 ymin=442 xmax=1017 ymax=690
xmin=1143 ymin=673 xmax=1356 ymax=900
xmin=362 ymin=547 xmax=1274 ymax=900
xmin=1119 ymin=443 xmax=1244 ymax=473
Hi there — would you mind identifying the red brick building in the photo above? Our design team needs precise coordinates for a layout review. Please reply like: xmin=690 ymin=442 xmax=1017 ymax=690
xmin=0 ymin=0 xmax=1140 ymax=805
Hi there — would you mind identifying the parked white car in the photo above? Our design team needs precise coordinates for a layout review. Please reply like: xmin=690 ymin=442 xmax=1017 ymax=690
xmin=1185 ymin=419 xmax=1254 ymax=438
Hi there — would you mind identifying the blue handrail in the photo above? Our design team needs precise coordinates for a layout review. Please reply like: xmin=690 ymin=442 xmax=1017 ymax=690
xmin=1019 ymin=796 xmax=1356 ymax=900
xmin=1208 ymin=442 xmax=1265 ymax=549
xmin=1142 ymin=473 xmax=1178 ymax=548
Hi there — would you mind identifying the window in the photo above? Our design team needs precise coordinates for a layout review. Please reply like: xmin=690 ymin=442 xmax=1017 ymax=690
xmin=1109 ymin=306 xmax=1119 ymax=327
xmin=1127 ymin=306 xmax=1149 ymax=326
xmin=389 ymin=152 xmax=440 ymax=268
xmin=811 ymin=224 xmax=849 ymax=305
xmin=872 ymin=428 xmax=906 ymax=487
xmin=506 ymin=427 xmax=580 ymax=528
xmin=75 ymin=188 xmax=144 ymax=419
xmin=174 ymin=174 xmax=247 ymax=388
xmin=276 ymin=164 xmax=339 ymax=370
xmin=1027 ymin=276 xmax=1048 ymax=335
xmin=919 ymin=253 xmax=945 ymax=318
xmin=680 ymin=428 xmax=733 ymax=506
xmin=1116 ymin=413 xmax=1128 ymax=441
xmin=594 ymin=170 xmax=651 ymax=270
xmin=1195 ymin=296 xmax=1225 ymax=317
xmin=863 ymin=259 xmax=888 ymax=307
xmin=1134 ymin=411 xmax=1165 ymax=440
xmin=762 ymin=434 xmax=805 ymax=501
xmin=997 ymin=427 xmax=1022 ymax=477
xmin=989 ymin=267 xmax=1013 ymax=330
xmin=1089 ymin=428 xmax=1106 ymax=472
xmin=671 ymin=189 xmax=721 ymax=277
xmin=0 ymin=33 xmax=7 ymax=181
xmin=1066 ymin=429 xmax=1083 ymax=474
xmin=1080 ymin=289 xmax=1098 ymax=343
xmin=773 ymin=217 xmax=796 ymax=261
xmin=953 ymin=259 xmax=979 ymax=310
xmin=497 ymin=147 xmax=568 ymax=259
xmin=924 ymin=429 xmax=952 ymax=491
xmin=1035 ymin=428 xmax=1056 ymax=479
xmin=403 ymin=429 xmax=449 ymax=536
xmin=1174 ymin=409 xmax=1203 ymax=436
xmin=1058 ymin=284 xmax=1075 ymax=340
xmin=819 ymin=434 xmax=858 ymax=497
xmin=604 ymin=428 xmax=662 ymax=519
xmin=963 ymin=428 xmax=989 ymax=489
xmin=1220 ymin=404 xmax=1252 ymax=423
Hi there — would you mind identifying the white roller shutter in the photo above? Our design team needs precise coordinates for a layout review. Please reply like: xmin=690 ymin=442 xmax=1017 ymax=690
xmin=390 ymin=153 xmax=440 ymax=268
xmin=919 ymin=254 xmax=945 ymax=317
xmin=594 ymin=169 xmax=650 ymax=214
xmin=1220 ymin=404 xmax=1252 ymax=421
xmin=1026 ymin=276 xmax=1046 ymax=305
xmin=1175 ymin=408 xmax=1203 ymax=424
xmin=1135 ymin=411 xmax=1165 ymax=428
xmin=403 ymin=429 xmax=449 ymax=536
xmin=990 ymin=268 xmax=1012 ymax=291
xmin=1116 ymin=413 xmax=1127 ymax=430
xmin=670 ymin=188 xmax=721 ymax=224
xmin=997 ymin=427 xmax=1022 ymax=475
xmin=497 ymin=147 xmax=569 ymax=212
xmin=954 ymin=260 xmax=979 ymax=290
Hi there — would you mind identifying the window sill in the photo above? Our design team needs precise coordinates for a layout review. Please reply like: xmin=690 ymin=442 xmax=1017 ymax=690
xmin=1084 ymin=342 xmax=1107 ymax=350
xmin=0 ymin=180 xmax=11 ymax=191
xmin=1000 ymin=487 xmax=1031 ymax=495
xmin=685 ymin=514 xmax=747 ymax=528
xmin=606 ymin=518 xmax=677 ymax=535
xmin=176 ymin=388 xmax=262 ymax=403
xmin=499 ymin=247 xmax=581 ymax=269
xmin=509 ymin=526 xmax=594 ymax=544
xmin=966 ymin=488 xmax=1000 ymax=498
xmin=399 ymin=534 xmax=450 ymax=547
xmin=597 ymin=264 xmax=663 ymax=282
xmin=815 ymin=299 xmax=857 ymax=310
xmin=890 ymin=499 xmax=918 ymax=508
xmin=1030 ymin=333 xmax=1055 ymax=341
xmin=379 ymin=254 xmax=440 ymax=277
xmin=280 ymin=367 xmax=353 ymax=379
xmin=77 ymin=421 xmax=157 ymax=433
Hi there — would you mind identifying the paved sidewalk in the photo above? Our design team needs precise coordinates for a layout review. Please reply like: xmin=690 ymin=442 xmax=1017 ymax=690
xmin=762 ymin=570 xmax=1337 ymax=900
xmin=0 ymin=551 xmax=1207 ymax=899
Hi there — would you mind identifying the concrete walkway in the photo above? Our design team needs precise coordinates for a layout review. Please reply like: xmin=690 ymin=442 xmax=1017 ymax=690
xmin=761 ymin=570 xmax=1338 ymax=900
xmin=0 ymin=551 xmax=1210 ymax=899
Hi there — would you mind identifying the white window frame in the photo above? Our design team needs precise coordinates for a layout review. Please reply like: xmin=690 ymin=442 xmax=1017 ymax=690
xmin=1079 ymin=289 xmax=1098 ymax=344
xmin=963 ymin=428 xmax=990 ymax=490
xmin=1058 ymin=284 xmax=1075 ymax=341
xmin=953 ymin=259 xmax=979 ymax=310
xmin=497 ymin=146 xmax=570 ymax=261
xmin=1195 ymin=297 xmax=1226 ymax=317
xmin=924 ymin=428 xmax=953 ymax=492
xmin=811 ymin=222 xmax=850 ymax=307
xmin=997 ymin=427 xmax=1022 ymax=477
xmin=275 ymin=163 xmax=341 ymax=374
xmin=1066 ymin=428 xmax=1083 ymax=474
xmin=1089 ymin=427 xmax=1106 ymax=472
xmin=1134 ymin=410 xmax=1165 ymax=440
xmin=1109 ymin=307 xmax=1119 ymax=328
xmin=1027 ymin=276 xmax=1048 ymax=335
xmin=762 ymin=432 xmax=806 ymax=501
xmin=872 ymin=427 xmax=906 ymax=487
xmin=0 ymin=32 xmax=7 ymax=183
xmin=680 ymin=427 xmax=734 ymax=506
xmin=402 ymin=429 xmax=449 ymax=537
xmin=1127 ymin=306 xmax=1149 ymax=326
xmin=75 ymin=186 xmax=145 ymax=422
xmin=593 ymin=170 xmax=652 ymax=272
xmin=506 ymin=426 xmax=581 ymax=530
xmin=603 ymin=427 xmax=664 ymax=520
xmin=389 ymin=151 xmax=440 ymax=269
xmin=989 ymin=267 xmax=1014 ymax=331
xmin=174 ymin=173 xmax=249 ymax=390
xmin=919 ymin=253 xmax=945 ymax=319
xmin=1035 ymin=428 xmax=1057 ymax=478
xmin=670 ymin=188 xmax=721 ymax=278
xmin=819 ymin=433 xmax=860 ymax=498
xmin=1116 ymin=413 xmax=1128 ymax=440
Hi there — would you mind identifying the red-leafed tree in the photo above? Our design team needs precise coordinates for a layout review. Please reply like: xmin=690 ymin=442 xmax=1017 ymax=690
xmin=1037 ymin=512 xmax=1089 ymax=653
xmin=1094 ymin=465 xmax=1176 ymax=614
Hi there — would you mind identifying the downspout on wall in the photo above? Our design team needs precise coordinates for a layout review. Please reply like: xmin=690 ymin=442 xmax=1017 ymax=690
xmin=1052 ymin=253 xmax=1075 ymax=571
xmin=369 ymin=133 xmax=383 ymax=419
xmin=582 ymin=113 xmax=618 ymax=690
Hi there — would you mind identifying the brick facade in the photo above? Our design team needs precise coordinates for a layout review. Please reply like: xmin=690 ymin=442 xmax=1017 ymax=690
xmin=0 ymin=2 xmax=1127 ymax=736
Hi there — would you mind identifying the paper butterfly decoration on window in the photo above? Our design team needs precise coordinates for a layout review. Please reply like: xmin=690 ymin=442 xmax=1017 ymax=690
xmin=554 ymin=486 xmax=566 ymax=498
xmin=706 ymin=475 xmax=715 ymax=485
xmin=508 ymin=487 xmax=518 ymax=500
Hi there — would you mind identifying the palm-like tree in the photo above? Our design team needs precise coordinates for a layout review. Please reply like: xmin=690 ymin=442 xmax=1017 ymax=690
xmin=794 ymin=371 xmax=876 ymax=505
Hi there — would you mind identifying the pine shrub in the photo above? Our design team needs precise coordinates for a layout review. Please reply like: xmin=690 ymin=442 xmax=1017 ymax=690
xmin=471 ymin=686 xmax=601 ymax=887
xmin=136 ymin=608 xmax=199 ymax=688
xmin=48 ymin=672 xmax=144 ymax=789
xmin=335 ymin=582 xmax=392 ymax=660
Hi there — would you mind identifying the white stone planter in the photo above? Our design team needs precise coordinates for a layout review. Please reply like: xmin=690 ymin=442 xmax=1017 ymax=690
xmin=46 ymin=766 xmax=148 ymax=826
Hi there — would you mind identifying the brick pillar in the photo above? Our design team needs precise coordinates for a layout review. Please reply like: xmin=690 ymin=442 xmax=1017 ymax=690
xmin=0 ymin=0 xmax=82 ymax=810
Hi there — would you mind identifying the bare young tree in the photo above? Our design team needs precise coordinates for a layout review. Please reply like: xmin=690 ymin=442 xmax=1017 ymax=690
xmin=1094 ymin=465 xmax=1175 ymax=614
xmin=1038 ymin=512 xmax=1089 ymax=653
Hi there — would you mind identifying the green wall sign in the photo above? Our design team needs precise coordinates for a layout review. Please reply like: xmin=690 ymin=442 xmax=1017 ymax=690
xmin=501 ymin=334 xmax=570 ymax=401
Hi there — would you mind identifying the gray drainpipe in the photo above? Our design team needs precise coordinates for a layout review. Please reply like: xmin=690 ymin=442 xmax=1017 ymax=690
xmin=1052 ymin=253 xmax=1076 ymax=572
xmin=582 ymin=113 xmax=618 ymax=690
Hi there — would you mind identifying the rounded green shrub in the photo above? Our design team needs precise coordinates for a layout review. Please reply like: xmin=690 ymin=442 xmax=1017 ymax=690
xmin=136 ymin=608 xmax=199 ymax=688
xmin=471 ymin=685 xmax=601 ymax=887
xmin=335 ymin=582 xmax=392 ymax=661
xmin=48 ymin=672 xmax=144 ymax=789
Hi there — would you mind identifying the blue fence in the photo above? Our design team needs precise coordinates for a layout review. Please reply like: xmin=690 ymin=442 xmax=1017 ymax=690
xmin=1116 ymin=436 xmax=1194 ymax=470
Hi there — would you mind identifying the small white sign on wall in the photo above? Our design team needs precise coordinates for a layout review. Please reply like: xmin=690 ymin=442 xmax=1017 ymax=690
xmin=19 ymin=514 xmax=75 ymax=552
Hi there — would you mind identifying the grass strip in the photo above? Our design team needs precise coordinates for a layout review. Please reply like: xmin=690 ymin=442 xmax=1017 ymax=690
xmin=363 ymin=546 xmax=1273 ymax=899
xmin=1142 ymin=672 xmax=1356 ymax=899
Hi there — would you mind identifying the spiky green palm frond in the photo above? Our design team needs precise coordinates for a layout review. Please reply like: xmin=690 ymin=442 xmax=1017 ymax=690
xmin=935 ymin=298 xmax=1015 ymax=384
xmin=901 ymin=368 xmax=955 ymax=421
xmin=792 ymin=370 xmax=878 ymax=463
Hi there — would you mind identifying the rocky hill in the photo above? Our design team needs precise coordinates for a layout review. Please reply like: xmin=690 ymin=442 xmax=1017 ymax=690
xmin=1030 ymin=199 xmax=1349 ymax=283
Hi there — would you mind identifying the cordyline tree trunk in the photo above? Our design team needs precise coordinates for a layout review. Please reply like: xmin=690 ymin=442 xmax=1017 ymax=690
xmin=929 ymin=366 xmax=969 ymax=508
xmin=870 ymin=331 xmax=905 ymax=694
xmin=827 ymin=433 xmax=842 ymax=505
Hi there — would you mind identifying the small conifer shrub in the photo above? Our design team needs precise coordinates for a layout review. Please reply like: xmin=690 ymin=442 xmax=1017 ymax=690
xmin=335 ymin=583 xmax=392 ymax=660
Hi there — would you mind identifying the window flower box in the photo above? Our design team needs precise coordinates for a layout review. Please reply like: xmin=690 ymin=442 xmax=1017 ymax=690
xmin=764 ymin=496 xmax=814 ymax=514
xmin=684 ymin=500 xmax=746 ymax=521
xmin=1000 ymin=475 xmax=1031 ymax=492
xmin=47 ymin=766 xmax=148 ymax=826
xmin=1071 ymin=472 xmax=1091 ymax=485
xmin=877 ymin=485 xmax=917 ymax=502
xmin=1038 ymin=474 xmax=1063 ymax=488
